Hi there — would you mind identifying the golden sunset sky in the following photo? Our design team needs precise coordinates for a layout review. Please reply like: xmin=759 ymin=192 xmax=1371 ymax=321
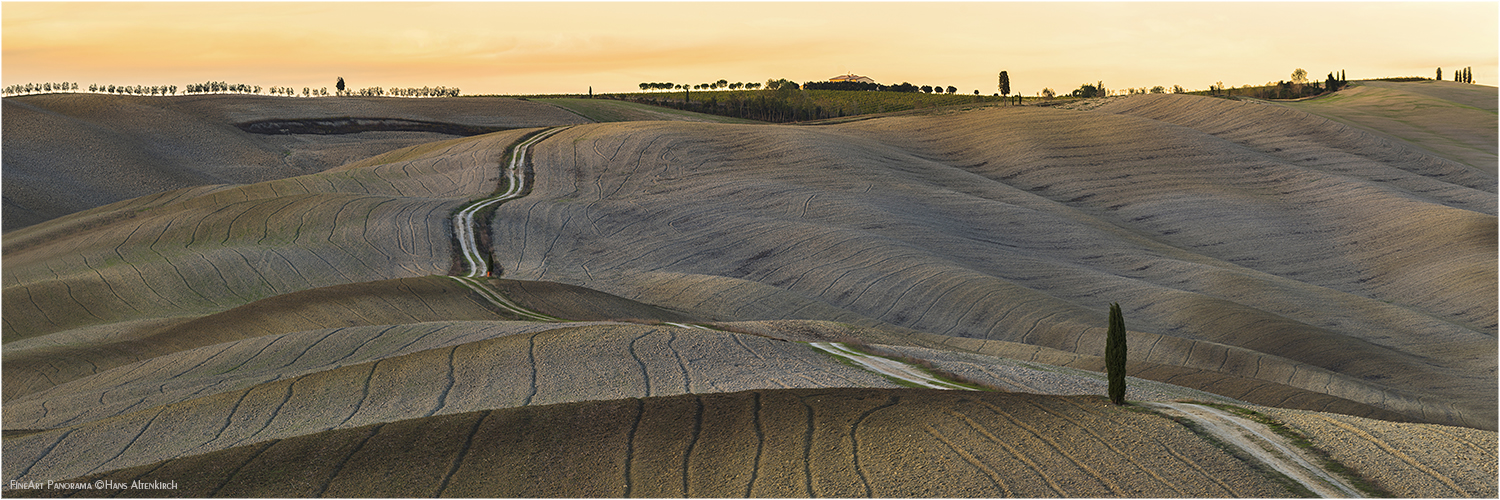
xmin=4 ymin=2 xmax=1497 ymax=96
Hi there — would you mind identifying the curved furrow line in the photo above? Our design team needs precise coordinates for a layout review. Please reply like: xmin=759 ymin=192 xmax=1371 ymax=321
xmin=745 ymin=391 xmax=765 ymax=497
xmin=1421 ymin=425 xmax=1497 ymax=460
xmin=334 ymin=362 xmax=379 ymax=429
xmin=798 ymin=394 xmax=817 ymax=498
xmin=921 ymin=423 xmax=1014 ymax=496
xmin=522 ymin=331 xmax=540 ymax=406
xmin=680 ymin=394 xmax=703 ymax=497
xmin=357 ymin=198 xmax=403 ymax=265
xmin=666 ymin=329 xmax=695 ymax=394
xmin=1316 ymin=415 xmax=1467 ymax=495
xmin=50 ymin=262 xmax=107 ymax=321
xmin=978 ymin=400 xmax=1124 ymax=495
xmin=941 ymin=408 xmax=1063 ymax=496
xmin=628 ymin=333 xmax=654 ymax=397
xmin=81 ymin=407 xmax=168 ymax=477
xmin=181 ymin=388 xmax=256 ymax=459
xmin=82 ymin=253 xmax=145 ymax=315
xmin=206 ymin=439 xmax=280 ymax=498
xmin=432 ymin=411 xmax=491 ymax=498
xmin=427 ymin=346 xmax=460 ymax=417
xmin=225 ymin=381 xmax=297 ymax=451
xmin=5 ymin=429 xmax=76 ymax=482
xmin=313 ymin=423 xmax=386 ymax=498
xmin=621 ymin=397 xmax=644 ymax=498
xmin=1054 ymin=397 xmax=1238 ymax=495
xmin=849 ymin=394 xmax=898 ymax=498
xmin=1023 ymin=398 xmax=1187 ymax=496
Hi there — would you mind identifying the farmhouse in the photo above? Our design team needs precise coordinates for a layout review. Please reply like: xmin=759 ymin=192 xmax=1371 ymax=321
xmin=828 ymin=73 xmax=875 ymax=84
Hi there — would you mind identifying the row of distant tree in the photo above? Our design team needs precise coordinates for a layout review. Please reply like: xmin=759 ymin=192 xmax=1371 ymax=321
xmin=3 ymin=78 xmax=460 ymax=97
xmin=641 ymin=78 xmax=992 ymax=97
xmin=1437 ymin=67 xmax=1476 ymax=84
xmin=639 ymin=80 xmax=762 ymax=92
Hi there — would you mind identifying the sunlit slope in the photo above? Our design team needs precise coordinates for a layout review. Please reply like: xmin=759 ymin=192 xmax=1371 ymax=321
xmin=490 ymin=97 xmax=1495 ymax=429
xmin=2 ymin=130 xmax=533 ymax=343
xmin=1 ymin=276 xmax=508 ymax=402
xmin=1 ymin=322 xmax=909 ymax=483
xmin=10 ymin=389 xmax=1299 ymax=498
xmin=1 ymin=94 xmax=589 ymax=229
xmin=1281 ymin=80 xmax=1497 ymax=175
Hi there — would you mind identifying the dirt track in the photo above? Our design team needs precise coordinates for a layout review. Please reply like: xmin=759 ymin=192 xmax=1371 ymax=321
xmin=1148 ymin=402 xmax=1361 ymax=497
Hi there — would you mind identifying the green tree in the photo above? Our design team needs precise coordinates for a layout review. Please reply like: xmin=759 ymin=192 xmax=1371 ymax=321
xmin=1070 ymin=83 xmax=1100 ymax=98
xmin=998 ymin=71 xmax=1010 ymax=96
xmin=336 ymin=77 xmax=345 ymax=94
xmin=920 ymin=85 xmax=933 ymax=93
xmin=1106 ymin=302 xmax=1127 ymax=405
xmin=946 ymin=85 xmax=957 ymax=94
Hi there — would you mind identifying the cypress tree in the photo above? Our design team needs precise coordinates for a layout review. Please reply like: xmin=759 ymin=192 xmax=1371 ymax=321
xmin=1106 ymin=302 xmax=1127 ymax=405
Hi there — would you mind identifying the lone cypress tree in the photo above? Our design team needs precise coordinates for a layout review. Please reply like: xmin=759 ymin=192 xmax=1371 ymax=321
xmin=1106 ymin=302 xmax=1127 ymax=405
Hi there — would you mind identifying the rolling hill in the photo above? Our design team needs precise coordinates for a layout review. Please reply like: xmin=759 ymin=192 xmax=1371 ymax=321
xmin=3 ymin=82 xmax=1495 ymax=497
xmin=1 ymin=94 xmax=591 ymax=230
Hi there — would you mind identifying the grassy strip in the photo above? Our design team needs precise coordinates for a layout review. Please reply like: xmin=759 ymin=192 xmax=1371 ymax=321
xmin=1140 ymin=406 xmax=1318 ymax=498
xmin=533 ymin=98 xmax=762 ymax=124
xmin=1197 ymin=402 xmax=1395 ymax=498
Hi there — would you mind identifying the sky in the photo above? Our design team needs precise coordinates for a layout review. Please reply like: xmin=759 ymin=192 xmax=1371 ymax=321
xmin=4 ymin=2 xmax=1497 ymax=96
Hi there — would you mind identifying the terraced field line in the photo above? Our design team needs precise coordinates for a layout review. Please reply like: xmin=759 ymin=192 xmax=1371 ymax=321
xmin=808 ymin=342 xmax=977 ymax=391
xmin=1145 ymin=402 xmax=1362 ymax=498
xmin=454 ymin=127 xmax=567 ymax=278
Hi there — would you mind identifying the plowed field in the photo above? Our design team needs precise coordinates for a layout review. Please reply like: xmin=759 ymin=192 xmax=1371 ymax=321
xmin=10 ymin=390 xmax=1296 ymax=498
xmin=4 ymin=84 xmax=1494 ymax=496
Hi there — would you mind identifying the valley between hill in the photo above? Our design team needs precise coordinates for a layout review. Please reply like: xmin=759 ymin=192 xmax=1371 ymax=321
xmin=2 ymin=82 xmax=1495 ymax=497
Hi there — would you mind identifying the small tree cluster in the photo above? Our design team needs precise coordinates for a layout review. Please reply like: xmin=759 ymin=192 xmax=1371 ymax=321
xmin=1453 ymin=66 xmax=1475 ymax=83
xmin=387 ymin=86 xmax=460 ymax=97
xmin=183 ymin=81 xmax=260 ymax=94
xmin=96 ymin=84 xmax=176 ymax=96
xmin=1325 ymin=70 xmax=1347 ymax=92
xmin=1070 ymin=81 xmax=1106 ymax=98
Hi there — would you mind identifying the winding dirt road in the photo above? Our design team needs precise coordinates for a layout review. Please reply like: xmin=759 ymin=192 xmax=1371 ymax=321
xmin=1146 ymin=402 xmax=1363 ymax=498
xmin=453 ymin=127 xmax=567 ymax=278
xmin=447 ymin=127 xmax=570 ymax=320
xmin=444 ymin=126 xmax=1365 ymax=499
